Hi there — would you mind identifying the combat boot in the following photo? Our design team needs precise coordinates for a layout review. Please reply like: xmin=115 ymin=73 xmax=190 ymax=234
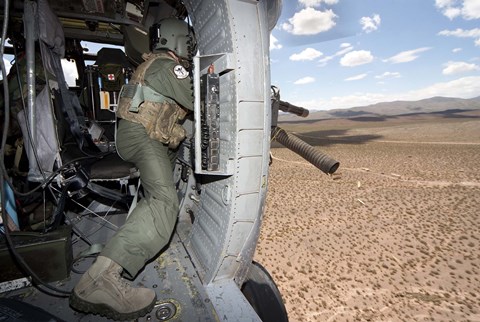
xmin=69 ymin=256 xmax=156 ymax=321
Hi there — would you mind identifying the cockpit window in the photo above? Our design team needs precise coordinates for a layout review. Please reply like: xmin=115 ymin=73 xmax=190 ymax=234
xmin=1 ymin=55 xmax=13 ymax=81
xmin=1 ymin=51 xmax=77 ymax=88
xmin=81 ymin=41 xmax=125 ymax=59
xmin=63 ymin=42 xmax=125 ymax=87
xmin=61 ymin=59 xmax=78 ymax=87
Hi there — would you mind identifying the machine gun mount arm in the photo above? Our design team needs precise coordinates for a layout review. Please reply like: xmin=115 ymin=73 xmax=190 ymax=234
xmin=271 ymin=86 xmax=340 ymax=175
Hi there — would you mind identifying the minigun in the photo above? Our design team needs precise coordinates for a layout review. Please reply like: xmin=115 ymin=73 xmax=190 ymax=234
xmin=271 ymin=86 xmax=339 ymax=175
xmin=278 ymin=100 xmax=310 ymax=118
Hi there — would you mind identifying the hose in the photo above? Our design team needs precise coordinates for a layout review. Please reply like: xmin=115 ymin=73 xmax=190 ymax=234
xmin=1 ymin=0 xmax=71 ymax=297
xmin=272 ymin=127 xmax=339 ymax=175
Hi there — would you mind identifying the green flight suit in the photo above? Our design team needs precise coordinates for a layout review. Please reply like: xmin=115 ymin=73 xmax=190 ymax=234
xmin=101 ymin=52 xmax=193 ymax=278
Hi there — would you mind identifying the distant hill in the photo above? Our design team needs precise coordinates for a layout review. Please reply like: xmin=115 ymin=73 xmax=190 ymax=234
xmin=279 ymin=96 xmax=480 ymax=122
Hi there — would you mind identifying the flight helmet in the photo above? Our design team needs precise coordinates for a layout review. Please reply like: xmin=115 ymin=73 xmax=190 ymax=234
xmin=149 ymin=17 xmax=197 ymax=59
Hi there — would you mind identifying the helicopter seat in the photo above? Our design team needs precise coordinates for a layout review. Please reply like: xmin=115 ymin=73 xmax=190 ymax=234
xmin=24 ymin=0 xmax=139 ymax=208
xmin=81 ymin=48 xmax=133 ymax=150
xmin=79 ymin=48 xmax=140 ymax=187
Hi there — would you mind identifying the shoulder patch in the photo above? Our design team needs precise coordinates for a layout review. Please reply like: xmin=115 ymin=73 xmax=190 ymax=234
xmin=173 ymin=65 xmax=189 ymax=79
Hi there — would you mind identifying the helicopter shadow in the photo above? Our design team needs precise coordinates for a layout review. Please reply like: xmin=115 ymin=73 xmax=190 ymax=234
xmin=274 ymin=108 xmax=480 ymax=148
xmin=271 ymin=128 xmax=383 ymax=148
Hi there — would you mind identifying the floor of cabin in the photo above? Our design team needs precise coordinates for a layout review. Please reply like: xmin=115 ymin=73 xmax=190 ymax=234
xmin=1 ymin=200 xmax=217 ymax=322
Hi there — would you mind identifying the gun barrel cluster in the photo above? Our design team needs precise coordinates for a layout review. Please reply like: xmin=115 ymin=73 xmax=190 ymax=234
xmin=278 ymin=101 xmax=309 ymax=118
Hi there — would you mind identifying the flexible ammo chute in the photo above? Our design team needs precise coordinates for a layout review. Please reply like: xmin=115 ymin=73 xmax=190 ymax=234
xmin=273 ymin=126 xmax=340 ymax=175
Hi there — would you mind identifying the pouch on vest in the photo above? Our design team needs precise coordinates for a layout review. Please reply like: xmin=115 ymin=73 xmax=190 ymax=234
xmin=119 ymin=84 xmax=144 ymax=113
xmin=148 ymin=102 xmax=187 ymax=148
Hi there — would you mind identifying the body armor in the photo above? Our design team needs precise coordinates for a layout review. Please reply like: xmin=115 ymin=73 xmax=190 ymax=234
xmin=117 ymin=52 xmax=188 ymax=148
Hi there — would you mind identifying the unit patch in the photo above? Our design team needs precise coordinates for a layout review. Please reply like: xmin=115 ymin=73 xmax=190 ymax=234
xmin=173 ymin=65 xmax=189 ymax=79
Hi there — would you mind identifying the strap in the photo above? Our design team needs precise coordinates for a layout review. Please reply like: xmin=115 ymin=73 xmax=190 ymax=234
xmin=40 ymin=41 xmax=98 ymax=154
xmin=142 ymin=85 xmax=172 ymax=103
xmin=120 ymin=84 xmax=143 ymax=113
xmin=119 ymin=83 xmax=139 ymax=99
xmin=119 ymin=83 xmax=173 ymax=113
xmin=72 ymin=243 xmax=104 ymax=270
xmin=126 ymin=178 xmax=142 ymax=220
xmin=77 ymin=243 xmax=104 ymax=258
xmin=14 ymin=138 xmax=24 ymax=171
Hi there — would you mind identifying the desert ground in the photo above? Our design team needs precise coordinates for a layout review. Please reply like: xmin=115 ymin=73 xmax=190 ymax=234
xmin=254 ymin=110 xmax=480 ymax=322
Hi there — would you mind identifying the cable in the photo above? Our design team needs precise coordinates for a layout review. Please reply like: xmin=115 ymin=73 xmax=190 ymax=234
xmin=3 ymin=43 xmax=111 ymax=198
xmin=2 ymin=48 xmax=110 ymax=197
xmin=1 ymin=0 xmax=71 ymax=297
xmin=1 ymin=2 xmax=10 ymax=158
xmin=3 ymin=154 xmax=103 ymax=198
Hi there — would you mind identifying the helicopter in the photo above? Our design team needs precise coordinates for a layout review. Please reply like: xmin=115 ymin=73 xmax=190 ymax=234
xmin=0 ymin=0 xmax=339 ymax=320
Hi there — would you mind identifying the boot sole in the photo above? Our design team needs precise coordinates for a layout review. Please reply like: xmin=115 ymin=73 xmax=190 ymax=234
xmin=69 ymin=292 xmax=157 ymax=321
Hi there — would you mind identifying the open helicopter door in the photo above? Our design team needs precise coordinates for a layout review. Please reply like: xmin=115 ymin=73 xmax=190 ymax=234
xmin=174 ymin=0 xmax=288 ymax=321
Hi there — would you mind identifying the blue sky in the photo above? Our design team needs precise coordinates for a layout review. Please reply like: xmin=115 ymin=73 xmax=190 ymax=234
xmin=2 ymin=1 xmax=478 ymax=111
xmin=270 ymin=0 xmax=480 ymax=110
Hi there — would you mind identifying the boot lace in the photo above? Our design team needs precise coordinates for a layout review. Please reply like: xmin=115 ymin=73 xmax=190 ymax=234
xmin=111 ymin=270 xmax=133 ymax=293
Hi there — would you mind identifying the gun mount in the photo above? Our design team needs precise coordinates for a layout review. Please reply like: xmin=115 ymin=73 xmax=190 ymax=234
xmin=271 ymin=86 xmax=340 ymax=175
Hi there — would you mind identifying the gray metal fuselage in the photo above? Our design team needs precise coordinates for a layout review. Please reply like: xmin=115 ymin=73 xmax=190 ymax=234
xmin=0 ymin=0 xmax=284 ymax=321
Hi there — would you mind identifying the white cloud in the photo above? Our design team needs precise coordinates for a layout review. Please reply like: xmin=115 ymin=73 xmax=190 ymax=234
xmin=435 ymin=0 xmax=454 ymax=8
xmin=318 ymin=56 xmax=335 ymax=66
xmin=318 ymin=43 xmax=354 ymax=66
xmin=345 ymin=73 xmax=368 ymax=81
xmin=452 ymin=47 xmax=462 ymax=53
xmin=290 ymin=48 xmax=323 ymax=61
xmin=336 ymin=45 xmax=354 ymax=55
xmin=442 ymin=61 xmax=480 ymax=75
xmin=462 ymin=0 xmax=480 ymax=19
xmin=435 ymin=0 xmax=480 ymax=20
xmin=294 ymin=76 xmax=480 ymax=110
xmin=294 ymin=76 xmax=316 ymax=85
xmin=340 ymin=50 xmax=373 ymax=67
xmin=329 ymin=93 xmax=385 ymax=108
xmin=299 ymin=0 xmax=339 ymax=7
xmin=438 ymin=27 xmax=480 ymax=37
xmin=360 ymin=14 xmax=381 ymax=33
xmin=444 ymin=6 xmax=462 ymax=19
xmin=438 ymin=28 xmax=480 ymax=46
xmin=384 ymin=47 xmax=431 ymax=64
xmin=270 ymin=34 xmax=282 ymax=50
xmin=296 ymin=92 xmax=387 ymax=110
xmin=375 ymin=71 xmax=401 ymax=79
xmin=407 ymin=76 xmax=480 ymax=99
xmin=281 ymin=7 xmax=337 ymax=35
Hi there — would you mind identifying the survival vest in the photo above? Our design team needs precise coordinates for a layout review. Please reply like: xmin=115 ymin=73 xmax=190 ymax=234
xmin=117 ymin=52 xmax=188 ymax=149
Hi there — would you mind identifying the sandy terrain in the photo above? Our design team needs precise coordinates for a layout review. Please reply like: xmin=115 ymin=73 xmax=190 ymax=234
xmin=255 ymin=112 xmax=480 ymax=322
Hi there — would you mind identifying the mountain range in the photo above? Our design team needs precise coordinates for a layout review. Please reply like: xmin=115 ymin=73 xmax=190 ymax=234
xmin=278 ymin=96 xmax=480 ymax=122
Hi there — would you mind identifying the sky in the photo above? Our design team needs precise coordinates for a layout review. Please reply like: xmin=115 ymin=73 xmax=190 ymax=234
xmin=270 ymin=0 xmax=480 ymax=110
xmin=2 ymin=0 xmax=479 ymax=111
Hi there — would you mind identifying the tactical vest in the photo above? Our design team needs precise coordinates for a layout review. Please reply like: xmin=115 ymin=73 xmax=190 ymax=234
xmin=117 ymin=52 xmax=188 ymax=149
